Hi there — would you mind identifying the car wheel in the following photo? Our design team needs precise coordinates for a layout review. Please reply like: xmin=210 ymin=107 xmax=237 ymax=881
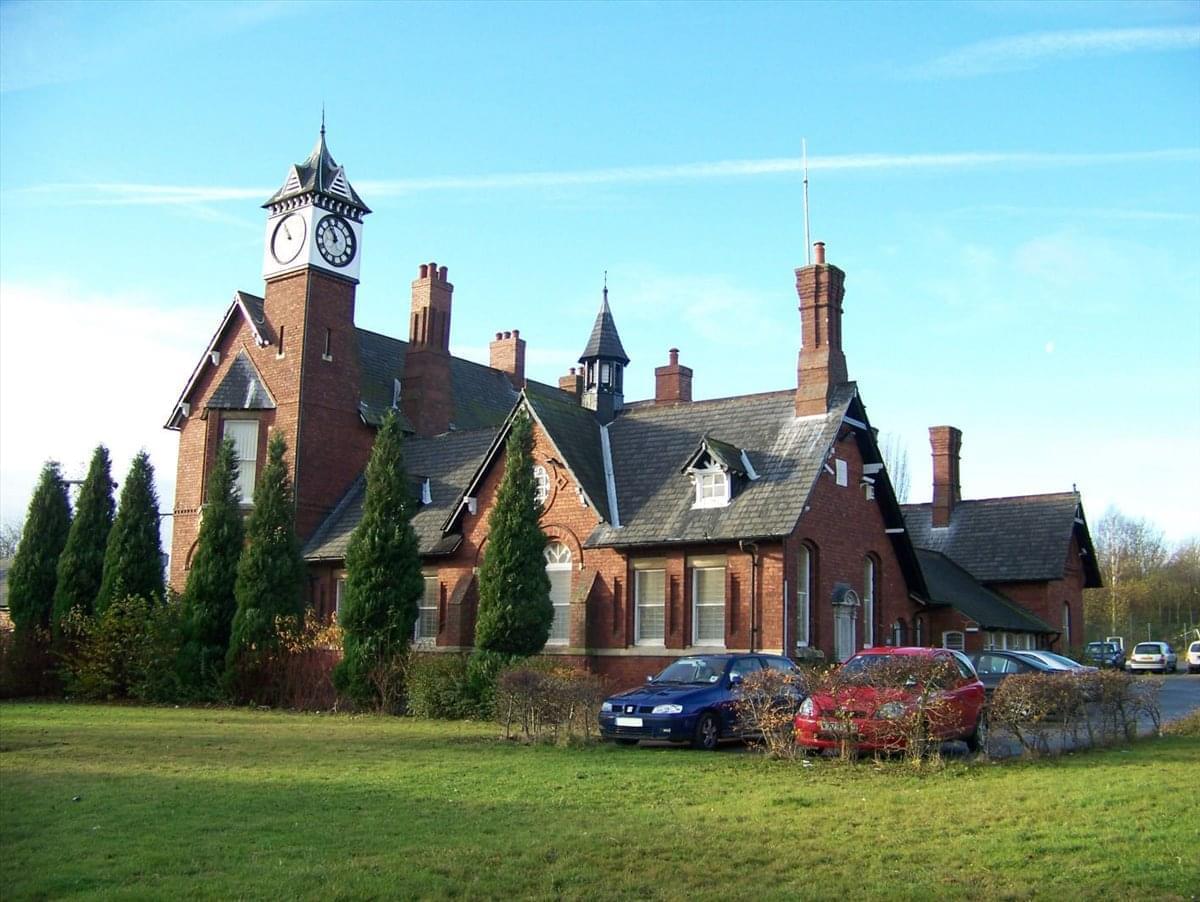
xmin=692 ymin=712 xmax=720 ymax=751
xmin=965 ymin=711 xmax=988 ymax=754
xmin=615 ymin=738 xmax=639 ymax=746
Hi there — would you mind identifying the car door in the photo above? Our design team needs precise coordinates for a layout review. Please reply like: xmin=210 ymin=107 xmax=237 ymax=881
xmin=724 ymin=656 xmax=762 ymax=734
xmin=943 ymin=652 xmax=985 ymax=737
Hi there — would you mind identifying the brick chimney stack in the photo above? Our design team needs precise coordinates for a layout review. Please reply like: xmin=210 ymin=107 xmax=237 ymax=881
xmin=409 ymin=262 xmax=453 ymax=352
xmin=489 ymin=329 xmax=526 ymax=389
xmin=929 ymin=425 xmax=963 ymax=528
xmin=654 ymin=348 xmax=693 ymax=404
xmin=402 ymin=262 xmax=455 ymax=436
xmin=558 ymin=366 xmax=583 ymax=399
xmin=794 ymin=241 xmax=849 ymax=417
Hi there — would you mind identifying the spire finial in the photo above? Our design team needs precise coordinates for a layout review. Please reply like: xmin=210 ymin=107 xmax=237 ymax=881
xmin=321 ymin=105 xmax=326 ymax=138
xmin=603 ymin=270 xmax=608 ymax=305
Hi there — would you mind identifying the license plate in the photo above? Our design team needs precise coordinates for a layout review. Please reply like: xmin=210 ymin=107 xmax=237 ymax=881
xmin=820 ymin=720 xmax=855 ymax=735
xmin=615 ymin=716 xmax=643 ymax=728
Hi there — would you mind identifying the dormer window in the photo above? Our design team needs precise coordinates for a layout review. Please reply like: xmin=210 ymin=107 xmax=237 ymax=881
xmin=680 ymin=435 xmax=757 ymax=510
xmin=693 ymin=466 xmax=730 ymax=508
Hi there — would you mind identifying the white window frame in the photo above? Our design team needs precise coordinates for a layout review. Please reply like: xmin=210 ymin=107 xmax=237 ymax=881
xmin=334 ymin=577 xmax=346 ymax=621
xmin=862 ymin=557 xmax=876 ymax=648
xmin=634 ymin=566 xmax=666 ymax=647
xmin=692 ymin=466 xmax=730 ymax=509
xmin=942 ymin=630 xmax=965 ymax=651
xmin=533 ymin=465 xmax=550 ymax=507
xmin=796 ymin=544 xmax=812 ymax=648
xmin=835 ymin=458 xmax=848 ymax=487
xmin=891 ymin=619 xmax=904 ymax=646
xmin=223 ymin=419 xmax=259 ymax=504
xmin=691 ymin=565 xmax=726 ymax=647
xmin=1062 ymin=602 xmax=1071 ymax=642
xmin=544 ymin=542 xmax=572 ymax=646
xmin=414 ymin=576 xmax=439 ymax=644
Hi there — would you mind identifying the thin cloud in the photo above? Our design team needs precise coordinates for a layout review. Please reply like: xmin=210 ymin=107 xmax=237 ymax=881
xmin=947 ymin=204 xmax=1200 ymax=223
xmin=11 ymin=148 xmax=1200 ymax=209
xmin=913 ymin=26 xmax=1200 ymax=78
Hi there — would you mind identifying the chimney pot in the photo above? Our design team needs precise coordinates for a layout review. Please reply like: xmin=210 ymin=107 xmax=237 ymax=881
xmin=814 ymin=242 xmax=826 ymax=265
xmin=439 ymin=266 xmax=448 ymax=281
xmin=495 ymin=332 xmax=503 ymax=340
xmin=503 ymin=331 xmax=511 ymax=339
xmin=419 ymin=264 xmax=429 ymax=278
xmin=429 ymin=261 xmax=437 ymax=278
xmin=511 ymin=328 xmax=519 ymax=339
xmin=669 ymin=347 xmax=679 ymax=365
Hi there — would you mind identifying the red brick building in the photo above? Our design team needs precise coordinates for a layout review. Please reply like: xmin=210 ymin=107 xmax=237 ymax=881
xmin=166 ymin=131 xmax=1098 ymax=683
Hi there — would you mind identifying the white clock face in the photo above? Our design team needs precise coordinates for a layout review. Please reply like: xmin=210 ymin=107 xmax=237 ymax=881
xmin=316 ymin=215 xmax=356 ymax=267
xmin=270 ymin=213 xmax=307 ymax=265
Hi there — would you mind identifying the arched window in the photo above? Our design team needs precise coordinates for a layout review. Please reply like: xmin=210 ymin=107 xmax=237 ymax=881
xmin=1062 ymin=602 xmax=1071 ymax=645
xmin=544 ymin=542 xmax=573 ymax=645
xmin=862 ymin=556 xmax=877 ymax=648
xmin=891 ymin=618 xmax=905 ymax=647
xmin=914 ymin=615 xmax=925 ymax=647
xmin=942 ymin=630 xmax=965 ymax=651
xmin=533 ymin=465 xmax=550 ymax=507
xmin=796 ymin=543 xmax=814 ymax=649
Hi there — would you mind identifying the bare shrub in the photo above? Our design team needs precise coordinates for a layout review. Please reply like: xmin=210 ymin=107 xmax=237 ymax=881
xmin=990 ymin=673 xmax=1084 ymax=755
xmin=494 ymin=661 xmax=605 ymax=744
xmin=734 ymin=668 xmax=808 ymax=759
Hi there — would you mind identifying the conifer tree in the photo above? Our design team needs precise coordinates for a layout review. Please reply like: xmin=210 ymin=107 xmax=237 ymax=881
xmin=333 ymin=411 xmax=424 ymax=708
xmin=52 ymin=445 xmax=115 ymax=633
xmin=8 ymin=461 xmax=72 ymax=637
xmin=225 ymin=431 xmax=306 ymax=690
xmin=96 ymin=451 xmax=164 ymax=612
xmin=474 ymin=410 xmax=552 ymax=656
xmin=178 ymin=438 xmax=245 ymax=690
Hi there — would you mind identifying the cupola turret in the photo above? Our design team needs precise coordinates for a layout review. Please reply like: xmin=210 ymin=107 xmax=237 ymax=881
xmin=578 ymin=284 xmax=629 ymax=424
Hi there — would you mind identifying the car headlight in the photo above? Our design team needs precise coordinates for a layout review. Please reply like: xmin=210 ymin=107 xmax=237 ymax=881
xmin=798 ymin=697 xmax=816 ymax=717
xmin=875 ymin=701 xmax=907 ymax=721
xmin=600 ymin=701 xmax=614 ymax=713
xmin=651 ymin=704 xmax=683 ymax=715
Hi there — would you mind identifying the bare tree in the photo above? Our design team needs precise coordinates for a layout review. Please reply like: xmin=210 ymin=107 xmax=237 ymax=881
xmin=879 ymin=433 xmax=911 ymax=504
xmin=1090 ymin=507 xmax=1167 ymax=636
xmin=1 ymin=519 xmax=23 ymax=559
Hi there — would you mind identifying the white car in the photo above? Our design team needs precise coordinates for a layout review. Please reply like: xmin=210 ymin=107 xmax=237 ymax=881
xmin=1125 ymin=641 xmax=1177 ymax=674
xmin=1187 ymin=641 xmax=1200 ymax=675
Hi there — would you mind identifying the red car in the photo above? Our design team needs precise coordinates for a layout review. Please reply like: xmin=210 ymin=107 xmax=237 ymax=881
xmin=794 ymin=647 xmax=987 ymax=754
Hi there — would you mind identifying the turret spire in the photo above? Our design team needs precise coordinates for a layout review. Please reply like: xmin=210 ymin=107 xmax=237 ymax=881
xmin=578 ymin=282 xmax=629 ymax=423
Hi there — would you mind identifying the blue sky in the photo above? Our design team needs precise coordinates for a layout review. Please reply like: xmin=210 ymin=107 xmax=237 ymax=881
xmin=1 ymin=0 xmax=1198 ymax=548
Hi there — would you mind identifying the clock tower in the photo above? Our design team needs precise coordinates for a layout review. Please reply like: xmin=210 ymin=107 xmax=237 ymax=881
xmin=262 ymin=123 xmax=370 ymax=283
xmin=258 ymin=126 xmax=376 ymax=539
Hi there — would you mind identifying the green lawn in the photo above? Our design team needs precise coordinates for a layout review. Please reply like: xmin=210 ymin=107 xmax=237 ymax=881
xmin=1 ymin=704 xmax=1197 ymax=900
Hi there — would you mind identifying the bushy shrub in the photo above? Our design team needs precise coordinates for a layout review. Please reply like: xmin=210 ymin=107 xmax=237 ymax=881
xmin=493 ymin=661 xmax=605 ymax=744
xmin=271 ymin=611 xmax=343 ymax=711
xmin=59 ymin=595 xmax=184 ymax=701
xmin=405 ymin=653 xmax=475 ymax=719
xmin=464 ymin=649 xmax=513 ymax=718
xmin=0 ymin=626 xmax=58 ymax=698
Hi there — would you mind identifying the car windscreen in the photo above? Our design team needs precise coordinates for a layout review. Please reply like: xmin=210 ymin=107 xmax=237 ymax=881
xmin=839 ymin=654 xmax=956 ymax=687
xmin=653 ymin=657 xmax=726 ymax=684
xmin=1087 ymin=643 xmax=1116 ymax=653
xmin=1133 ymin=643 xmax=1162 ymax=655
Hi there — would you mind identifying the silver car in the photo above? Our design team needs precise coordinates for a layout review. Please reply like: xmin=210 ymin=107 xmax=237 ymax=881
xmin=1125 ymin=641 xmax=1177 ymax=674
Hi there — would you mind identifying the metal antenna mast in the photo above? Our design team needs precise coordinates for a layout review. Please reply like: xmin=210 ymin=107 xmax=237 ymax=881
xmin=803 ymin=138 xmax=812 ymax=265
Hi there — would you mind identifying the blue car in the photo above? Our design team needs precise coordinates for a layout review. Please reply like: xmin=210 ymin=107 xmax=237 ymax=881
xmin=598 ymin=653 xmax=805 ymax=750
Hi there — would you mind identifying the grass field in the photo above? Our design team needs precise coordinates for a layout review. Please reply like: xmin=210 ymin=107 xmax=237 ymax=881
xmin=2 ymin=703 xmax=1197 ymax=900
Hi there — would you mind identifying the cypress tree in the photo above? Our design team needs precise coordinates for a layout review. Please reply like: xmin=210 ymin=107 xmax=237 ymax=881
xmin=474 ymin=410 xmax=552 ymax=656
xmin=52 ymin=445 xmax=115 ymax=633
xmin=333 ymin=410 xmax=424 ymax=708
xmin=225 ymin=431 xmax=306 ymax=690
xmin=96 ymin=451 xmax=164 ymax=612
xmin=178 ymin=438 xmax=245 ymax=691
xmin=8 ymin=461 xmax=72 ymax=637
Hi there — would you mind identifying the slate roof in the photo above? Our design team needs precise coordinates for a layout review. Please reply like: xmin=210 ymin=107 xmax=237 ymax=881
xmin=579 ymin=294 xmax=630 ymax=364
xmin=355 ymin=328 xmax=568 ymax=432
xmin=206 ymin=351 xmax=275 ymax=411
xmin=263 ymin=128 xmax=370 ymax=213
xmin=916 ymin=549 xmax=1053 ymax=633
xmin=585 ymin=387 xmax=853 ymax=548
xmin=902 ymin=493 xmax=1098 ymax=585
xmin=304 ymin=426 xmax=498 ymax=560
